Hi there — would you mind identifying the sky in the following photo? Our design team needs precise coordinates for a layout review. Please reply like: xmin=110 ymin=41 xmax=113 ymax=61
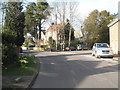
xmin=47 ymin=0 xmax=120 ymax=37
xmin=77 ymin=0 xmax=119 ymax=18
xmin=0 ymin=0 xmax=119 ymax=30
xmin=48 ymin=0 xmax=119 ymax=19
xmin=1 ymin=0 xmax=119 ymax=19
xmin=5 ymin=0 xmax=119 ymax=18
xmin=23 ymin=0 xmax=120 ymax=26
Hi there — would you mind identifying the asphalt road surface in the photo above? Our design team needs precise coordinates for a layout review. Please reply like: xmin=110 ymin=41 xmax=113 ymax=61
xmin=31 ymin=50 xmax=118 ymax=88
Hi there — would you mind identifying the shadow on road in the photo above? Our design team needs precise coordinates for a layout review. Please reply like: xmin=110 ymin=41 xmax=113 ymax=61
xmin=30 ymin=51 xmax=118 ymax=88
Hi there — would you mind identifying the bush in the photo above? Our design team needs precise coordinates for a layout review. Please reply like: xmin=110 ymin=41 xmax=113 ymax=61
xmin=2 ymin=29 xmax=16 ymax=45
xmin=71 ymin=40 xmax=81 ymax=47
xmin=2 ymin=29 xmax=18 ymax=66
xmin=48 ymin=37 xmax=56 ymax=47
xmin=22 ymin=44 xmax=35 ymax=47
xmin=22 ymin=44 xmax=27 ymax=47
xmin=2 ymin=44 xmax=18 ymax=66
xmin=28 ymin=44 xmax=35 ymax=47
xmin=41 ymin=45 xmax=48 ymax=48
xmin=3 ymin=53 xmax=38 ymax=76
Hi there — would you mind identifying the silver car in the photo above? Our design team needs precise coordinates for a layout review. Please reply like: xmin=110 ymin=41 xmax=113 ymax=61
xmin=92 ymin=43 xmax=113 ymax=58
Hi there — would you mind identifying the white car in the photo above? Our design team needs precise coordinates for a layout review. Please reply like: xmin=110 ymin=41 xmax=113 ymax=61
xmin=92 ymin=43 xmax=113 ymax=58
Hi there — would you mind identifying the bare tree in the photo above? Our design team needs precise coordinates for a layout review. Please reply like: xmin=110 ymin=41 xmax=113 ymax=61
xmin=47 ymin=2 xmax=68 ymax=50
xmin=68 ymin=2 xmax=79 ymax=46
xmin=47 ymin=1 xmax=81 ymax=50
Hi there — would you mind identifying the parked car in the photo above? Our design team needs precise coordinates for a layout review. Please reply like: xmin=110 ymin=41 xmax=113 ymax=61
xmin=65 ymin=46 xmax=76 ymax=51
xmin=77 ymin=44 xmax=89 ymax=50
xmin=92 ymin=43 xmax=113 ymax=58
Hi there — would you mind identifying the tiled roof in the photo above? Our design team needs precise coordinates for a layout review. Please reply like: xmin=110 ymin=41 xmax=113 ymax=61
xmin=46 ymin=23 xmax=65 ymax=32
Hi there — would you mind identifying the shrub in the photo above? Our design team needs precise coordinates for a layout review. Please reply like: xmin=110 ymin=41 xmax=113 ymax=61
xmin=28 ymin=44 xmax=35 ymax=47
xmin=2 ymin=44 xmax=18 ymax=66
xmin=22 ymin=44 xmax=27 ymax=47
xmin=2 ymin=29 xmax=18 ymax=66
xmin=48 ymin=37 xmax=56 ymax=51
xmin=70 ymin=40 xmax=81 ymax=47
xmin=2 ymin=29 xmax=16 ymax=45
xmin=41 ymin=45 xmax=48 ymax=48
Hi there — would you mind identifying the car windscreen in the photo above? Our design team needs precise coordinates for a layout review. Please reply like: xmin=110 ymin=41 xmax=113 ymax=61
xmin=70 ymin=46 xmax=75 ymax=48
xmin=82 ymin=44 xmax=88 ymax=47
xmin=97 ymin=43 xmax=109 ymax=48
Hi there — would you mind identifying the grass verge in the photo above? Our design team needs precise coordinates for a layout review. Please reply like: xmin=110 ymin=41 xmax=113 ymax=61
xmin=3 ymin=53 xmax=38 ymax=76
xmin=2 ymin=53 xmax=39 ymax=88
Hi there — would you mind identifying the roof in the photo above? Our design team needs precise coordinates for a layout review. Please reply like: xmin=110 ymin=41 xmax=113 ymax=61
xmin=46 ymin=23 xmax=64 ymax=32
xmin=108 ymin=18 xmax=120 ymax=27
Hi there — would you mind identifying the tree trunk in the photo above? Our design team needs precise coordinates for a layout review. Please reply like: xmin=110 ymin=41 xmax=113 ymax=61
xmin=39 ymin=20 xmax=41 ymax=40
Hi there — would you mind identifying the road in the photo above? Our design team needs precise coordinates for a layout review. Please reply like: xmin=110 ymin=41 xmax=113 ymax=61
xmin=31 ymin=50 xmax=118 ymax=88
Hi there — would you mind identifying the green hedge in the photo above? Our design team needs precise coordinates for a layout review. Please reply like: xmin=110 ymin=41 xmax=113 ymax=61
xmin=22 ymin=44 xmax=35 ymax=47
xmin=2 ymin=30 xmax=18 ymax=66
xmin=41 ymin=45 xmax=48 ymax=48
xmin=2 ymin=43 xmax=18 ymax=66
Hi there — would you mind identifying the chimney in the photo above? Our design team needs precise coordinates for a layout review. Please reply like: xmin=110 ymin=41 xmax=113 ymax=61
xmin=118 ymin=1 xmax=120 ymax=20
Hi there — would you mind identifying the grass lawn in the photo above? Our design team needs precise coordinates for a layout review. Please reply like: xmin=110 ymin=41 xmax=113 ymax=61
xmin=3 ymin=53 xmax=39 ymax=76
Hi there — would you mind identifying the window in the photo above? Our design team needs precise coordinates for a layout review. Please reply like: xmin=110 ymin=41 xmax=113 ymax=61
xmin=97 ymin=43 xmax=109 ymax=48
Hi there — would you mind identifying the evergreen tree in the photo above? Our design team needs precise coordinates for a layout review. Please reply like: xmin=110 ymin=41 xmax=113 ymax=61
xmin=2 ymin=2 xmax=25 ymax=65
xmin=4 ymin=2 xmax=25 ymax=47
xmin=82 ymin=10 xmax=116 ymax=47
xmin=25 ymin=1 xmax=50 ymax=41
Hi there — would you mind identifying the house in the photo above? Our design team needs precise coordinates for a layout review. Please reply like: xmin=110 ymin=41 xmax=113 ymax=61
xmin=45 ymin=22 xmax=75 ymax=46
xmin=108 ymin=18 xmax=120 ymax=55
xmin=46 ymin=23 xmax=64 ymax=43
xmin=107 ymin=1 xmax=120 ymax=55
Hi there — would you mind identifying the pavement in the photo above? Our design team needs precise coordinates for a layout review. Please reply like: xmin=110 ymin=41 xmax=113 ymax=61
xmin=2 ymin=76 xmax=35 ymax=88
xmin=112 ymin=55 xmax=120 ymax=64
xmin=113 ymin=56 xmax=120 ymax=61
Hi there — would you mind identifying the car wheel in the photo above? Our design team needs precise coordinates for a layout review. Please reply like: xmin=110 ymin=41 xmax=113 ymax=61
xmin=92 ymin=52 xmax=94 ymax=56
xmin=95 ymin=54 xmax=98 ymax=58
xmin=95 ymin=52 xmax=99 ymax=58
xmin=95 ymin=54 xmax=101 ymax=58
